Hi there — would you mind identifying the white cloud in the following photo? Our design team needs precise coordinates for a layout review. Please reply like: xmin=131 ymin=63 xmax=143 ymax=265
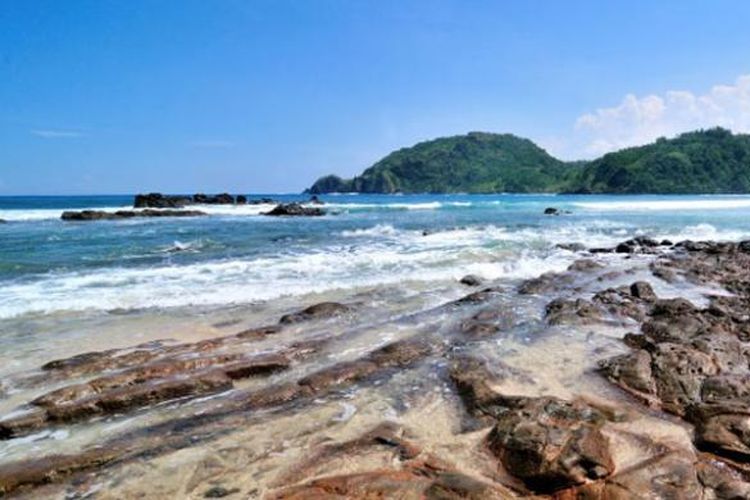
xmin=558 ymin=74 xmax=750 ymax=158
xmin=31 ymin=129 xmax=86 ymax=139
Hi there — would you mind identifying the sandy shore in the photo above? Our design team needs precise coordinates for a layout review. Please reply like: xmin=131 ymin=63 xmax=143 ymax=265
xmin=2 ymin=237 xmax=750 ymax=498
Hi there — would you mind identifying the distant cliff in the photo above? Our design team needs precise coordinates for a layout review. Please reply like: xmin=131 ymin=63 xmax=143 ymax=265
xmin=308 ymin=128 xmax=750 ymax=194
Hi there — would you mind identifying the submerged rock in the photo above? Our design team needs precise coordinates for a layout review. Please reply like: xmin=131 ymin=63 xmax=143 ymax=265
xmin=518 ymin=271 xmax=574 ymax=295
xmin=451 ymin=287 xmax=503 ymax=305
xmin=278 ymin=302 xmax=350 ymax=324
xmin=61 ymin=209 xmax=206 ymax=221
xmin=264 ymin=203 xmax=325 ymax=216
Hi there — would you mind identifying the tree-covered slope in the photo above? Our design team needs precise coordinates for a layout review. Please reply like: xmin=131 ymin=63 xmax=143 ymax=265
xmin=308 ymin=132 xmax=576 ymax=194
xmin=569 ymin=128 xmax=750 ymax=193
xmin=308 ymin=128 xmax=750 ymax=194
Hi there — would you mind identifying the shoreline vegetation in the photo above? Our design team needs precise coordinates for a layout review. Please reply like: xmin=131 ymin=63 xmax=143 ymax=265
xmin=308 ymin=127 xmax=750 ymax=195
xmin=2 ymin=236 xmax=750 ymax=496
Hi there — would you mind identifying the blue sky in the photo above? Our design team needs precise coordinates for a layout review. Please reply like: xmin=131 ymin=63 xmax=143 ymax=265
xmin=1 ymin=0 xmax=750 ymax=194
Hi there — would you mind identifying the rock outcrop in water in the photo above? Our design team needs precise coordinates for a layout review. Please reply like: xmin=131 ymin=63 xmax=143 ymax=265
xmin=134 ymin=193 xmax=192 ymax=208
xmin=264 ymin=203 xmax=325 ymax=216
xmin=192 ymin=193 xmax=236 ymax=204
xmin=134 ymin=192 xmax=251 ymax=208
xmin=61 ymin=209 xmax=207 ymax=221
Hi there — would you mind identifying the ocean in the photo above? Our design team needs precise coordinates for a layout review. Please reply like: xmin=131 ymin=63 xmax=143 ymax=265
xmin=1 ymin=193 xmax=750 ymax=320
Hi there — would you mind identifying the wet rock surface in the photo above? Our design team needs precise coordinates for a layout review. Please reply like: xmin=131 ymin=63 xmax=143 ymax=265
xmin=596 ymin=240 xmax=750 ymax=488
xmin=61 ymin=209 xmax=207 ymax=220
xmin=3 ymin=238 xmax=750 ymax=497
xmin=487 ymin=396 xmax=614 ymax=492
xmin=278 ymin=302 xmax=351 ymax=324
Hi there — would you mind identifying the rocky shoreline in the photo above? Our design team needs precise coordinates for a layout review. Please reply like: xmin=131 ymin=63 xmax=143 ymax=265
xmin=1 ymin=238 xmax=750 ymax=498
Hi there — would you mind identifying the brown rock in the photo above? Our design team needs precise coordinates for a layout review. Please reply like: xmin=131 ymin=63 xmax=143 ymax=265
xmin=487 ymin=396 xmax=614 ymax=492
xmin=651 ymin=342 xmax=718 ymax=416
xmin=567 ymin=259 xmax=603 ymax=272
xmin=545 ymin=298 xmax=603 ymax=325
xmin=452 ymin=287 xmax=503 ymax=305
xmin=630 ymin=281 xmax=657 ymax=301
xmin=519 ymin=272 xmax=573 ymax=295
xmin=298 ymin=360 xmax=379 ymax=392
xmin=0 ymin=408 xmax=48 ymax=440
xmin=689 ymin=399 xmax=750 ymax=460
xmin=563 ymin=452 xmax=703 ymax=500
xmin=279 ymin=302 xmax=350 ymax=324
xmin=599 ymin=349 xmax=656 ymax=397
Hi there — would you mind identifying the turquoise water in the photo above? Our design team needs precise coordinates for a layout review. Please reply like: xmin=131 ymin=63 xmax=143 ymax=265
xmin=1 ymin=193 xmax=750 ymax=319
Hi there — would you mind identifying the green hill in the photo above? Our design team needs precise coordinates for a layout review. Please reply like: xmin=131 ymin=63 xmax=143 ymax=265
xmin=308 ymin=128 xmax=750 ymax=194
xmin=569 ymin=128 xmax=750 ymax=193
xmin=308 ymin=132 xmax=576 ymax=194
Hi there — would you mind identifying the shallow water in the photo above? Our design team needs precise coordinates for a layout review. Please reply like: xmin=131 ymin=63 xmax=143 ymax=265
xmin=1 ymin=194 xmax=750 ymax=496
xmin=2 ymin=193 xmax=750 ymax=320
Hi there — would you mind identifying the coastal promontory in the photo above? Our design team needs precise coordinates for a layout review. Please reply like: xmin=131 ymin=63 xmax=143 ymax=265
xmin=308 ymin=128 xmax=750 ymax=194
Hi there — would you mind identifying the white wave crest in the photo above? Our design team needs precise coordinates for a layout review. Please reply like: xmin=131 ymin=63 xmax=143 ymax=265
xmin=0 ymin=231 xmax=578 ymax=318
xmin=573 ymin=197 xmax=750 ymax=212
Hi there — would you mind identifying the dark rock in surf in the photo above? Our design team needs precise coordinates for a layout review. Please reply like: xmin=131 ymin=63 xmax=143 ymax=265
xmin=544 ymin=207 xmax=560 ymax=215
xmin=459 ymin=274 xmax=483 ymax=287
xmin=193 ymin=193 xmax=235 ymax=204
xmin=264 ymin=203 xmax=325 ymax=217
xmin=616 ymin=242 xmax=635 ymax=254
xmin=61 ymin=209 xmax=206 ymax=221
xmin=309 ymin=195 xmax=324 ymax=205
xmin=236 ymin=195 xmax=247 ymax=204
xmin=134 ymin=193 xmax=191 ymax=208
